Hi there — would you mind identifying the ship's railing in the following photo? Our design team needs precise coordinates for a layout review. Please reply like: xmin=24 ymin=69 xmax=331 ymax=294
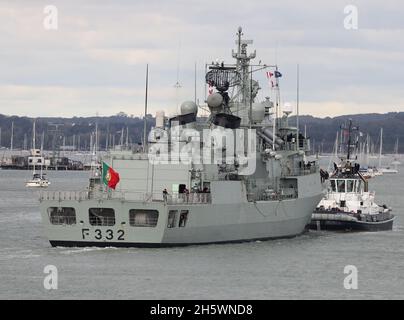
xmin=89 ymin=216 xmax=116 ymax=226
xmin=129 ymin=216 xmax=159 ymax=227
xmin=49 ymin=216 xmax=77 ymax=225
xmin=168 ymin=193 xmax=211 ymax=205
xmin=248 ymin=192 xmax=296 ymax=202
xmin=285 ymin=164 xmax=319 ymax=177
xmin=39 ymin=190 xmax=91 ymax=201
xmin=39 ymin=190 xmax=212 ymax=204
xmin=39 ymin=190 xmax=161 ymax=202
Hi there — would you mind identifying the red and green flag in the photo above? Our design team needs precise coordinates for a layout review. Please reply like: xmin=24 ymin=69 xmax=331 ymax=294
xmin=102 ymin=162 xmax=120 ymax=190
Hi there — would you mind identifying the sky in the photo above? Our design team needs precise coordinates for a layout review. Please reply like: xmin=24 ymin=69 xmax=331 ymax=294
xmin=0 ymin=0 xmax=403 ymax=118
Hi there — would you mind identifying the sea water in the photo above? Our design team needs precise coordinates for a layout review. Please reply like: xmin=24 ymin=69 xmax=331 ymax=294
xmin=0 ymin=158 xmax=403 ymax=299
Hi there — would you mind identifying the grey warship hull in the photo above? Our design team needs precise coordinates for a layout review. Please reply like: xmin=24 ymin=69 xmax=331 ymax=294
xmin=40 ymin=177 xmax=322 ymax=247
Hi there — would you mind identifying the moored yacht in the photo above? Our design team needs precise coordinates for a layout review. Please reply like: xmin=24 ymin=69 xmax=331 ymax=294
xmin=26 ymin=120 xmax=50 ymax=188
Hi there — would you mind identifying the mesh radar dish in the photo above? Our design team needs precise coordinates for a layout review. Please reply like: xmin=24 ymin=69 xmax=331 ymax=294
xmin=205 ymin=66 xmax=240 ymax=91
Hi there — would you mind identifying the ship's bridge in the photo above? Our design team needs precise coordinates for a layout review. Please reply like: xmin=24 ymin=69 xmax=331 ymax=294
xmin=329 ymin=178 xmax=362 ymax=193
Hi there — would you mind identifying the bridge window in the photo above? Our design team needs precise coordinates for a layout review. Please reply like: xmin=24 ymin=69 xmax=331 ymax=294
xmin=356 ymin=180 xmax=362 ymax=192
xmin=89 ymin=208 xmax=115 ymax=226
xmin=330 ymin=180 xmax=336 ymax=192
xmin=48 ymin=207 xmax=76 ymax=225
xmin=167 ymin=210 xmax=177 ymax=228
xmin=179 ymin=210 xmax=189 ymax=227
xmin=337 ymin=180 xmax=346 ymax=193
xmin=129 ymin=209 xmax=159 ymax=227
xmin=347 ymin=180 xmax=354 ymax=192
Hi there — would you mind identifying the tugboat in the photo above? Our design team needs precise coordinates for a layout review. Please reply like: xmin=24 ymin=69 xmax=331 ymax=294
xmin=38 ymin=28 xmax=323 ymax=247
xmin=310 ymin=120 xmax=395 ymax=231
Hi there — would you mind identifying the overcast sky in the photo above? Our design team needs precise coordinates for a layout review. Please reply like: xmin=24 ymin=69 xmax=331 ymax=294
xmin=0 ymin=0 xmax=403 ymax=118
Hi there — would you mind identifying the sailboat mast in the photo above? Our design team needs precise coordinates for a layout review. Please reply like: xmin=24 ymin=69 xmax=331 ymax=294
xmin=296 ymin=64 xmax=300 ymax=151
xmin=395 ymin=138 xmax=399 ymax=156
xmin=10 ymin=121 xmax=14 ymax=151
xmin=143 ymin=64 xmax=149 ymax=152
xmin=32 ymin=120 xmax=36 ymax=174
xmin=347 ymin=120 xmax=352 ymax=160
xmin=378 ymin=128 xmax=383 ymax=168
xmin=366 ymin=134 xmax=370 ymax=166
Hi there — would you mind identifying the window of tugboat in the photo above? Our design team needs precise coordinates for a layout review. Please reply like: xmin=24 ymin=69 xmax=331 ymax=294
xmin=330 ymin=180 xmax=336 ymax=192
xmin=129 ymin=209 xmax=159 ymax=227
xmin=356 ymin=180 xmax=362 ymax=192
xmin=346 ymin=180 xmax=354 ymax=192
xmin=48 ymin=207 xmax=76 ymax=225
xmin=337 ymin=180 xmax=345 ymax=193
xmin=89 ymin=208 xmax=115 ymax=226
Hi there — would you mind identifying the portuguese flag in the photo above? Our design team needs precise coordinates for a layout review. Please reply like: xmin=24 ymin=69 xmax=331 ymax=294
xmin=102 ymin=162 xmax=120 ymax=190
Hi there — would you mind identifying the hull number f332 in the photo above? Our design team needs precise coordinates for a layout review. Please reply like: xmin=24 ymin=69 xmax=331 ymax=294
xmin=81 ymin=229 xmax=125 ymax=241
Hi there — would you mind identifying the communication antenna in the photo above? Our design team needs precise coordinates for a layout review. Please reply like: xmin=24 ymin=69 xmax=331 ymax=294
xmin=194 ymin=61 xmax=197 ymax=104
xmin=174 ymin=41 xmax=182 ymax=109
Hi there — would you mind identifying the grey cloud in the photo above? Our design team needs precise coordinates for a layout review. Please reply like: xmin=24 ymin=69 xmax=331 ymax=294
xmin=0 ymin=0 xmax=403 ymax=117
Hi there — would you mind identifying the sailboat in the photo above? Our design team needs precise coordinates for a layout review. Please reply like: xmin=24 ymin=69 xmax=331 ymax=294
xmin=26 ymin=120 xmax=50 ymax=188
xmin=378 ymin=128 xmax=398 ymax=174
xmin=391 ymin=138 xmax=401 ymax=166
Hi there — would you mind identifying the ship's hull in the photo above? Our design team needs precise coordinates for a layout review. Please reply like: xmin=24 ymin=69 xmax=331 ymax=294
xmin=26 ymin=181 xmax=50 ymax=188
xmin=39 ymin=193 xmax=322 ymax=247
xmin=309 ymin=215 xmax=395 ymax=232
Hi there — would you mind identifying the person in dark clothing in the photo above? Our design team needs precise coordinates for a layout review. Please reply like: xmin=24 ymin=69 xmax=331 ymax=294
xmin=163 ymin=189 xmax=169 ymax=202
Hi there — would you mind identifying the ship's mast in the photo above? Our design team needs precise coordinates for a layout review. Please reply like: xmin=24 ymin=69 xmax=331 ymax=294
xmin=347 ymin=120 xmax=352 ymax=160
xmin=232 ymin=27 xmax=256 ymax=116
xmin=10 ymin=121 xmax=14 ymax=151
xmin=32 ymin=119 xmax=36 ymax=174
xmin=296 ymin=64 xmax=300 ymax=151
xmin=378 ymin=127 xmax=383 ymax=168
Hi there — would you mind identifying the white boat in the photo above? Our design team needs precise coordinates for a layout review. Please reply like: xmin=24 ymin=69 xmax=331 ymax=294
xmin=379 ymin=167 xmax=398 ymax=174
xmin=26 ymin=120 xmax=50 ymax=188
xmin=311 ymin=120 xmax=395 ymax=232
xmin=26 ymin=173 xmax=50 ymax=188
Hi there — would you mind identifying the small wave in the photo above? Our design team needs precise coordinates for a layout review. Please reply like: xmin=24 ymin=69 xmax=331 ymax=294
xmin=59 ymin=246 xmax=119 ymax=255
xmin=0 ymin=249 xmax=41 ymax=260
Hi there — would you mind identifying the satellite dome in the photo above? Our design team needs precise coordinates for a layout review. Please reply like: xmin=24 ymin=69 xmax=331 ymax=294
xmin=251 ymin=103 xmax=265 ymax=123
xmin=207 ymin=93 xmax=223 ymax=111
xmin=180 ymin=101 xmax=198 ymax=115
xmin=283 ymin=102 xmax=293 ymax=115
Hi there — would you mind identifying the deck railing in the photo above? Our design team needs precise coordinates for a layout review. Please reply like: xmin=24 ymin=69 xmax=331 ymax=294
xmin=49 ymin=215 xmax=77 ymax=225
xmin=89 ymin=216 xmax=116 ymax=226
xmin=39 ymin=190 xmax=212 ymax=205
xmin=168 ymin=193 xmax=211 ymax=204
xmin=285 ymin=164 xmax=319 ymax=177
xmin=248 ymin=192 xmax=296 ymax=202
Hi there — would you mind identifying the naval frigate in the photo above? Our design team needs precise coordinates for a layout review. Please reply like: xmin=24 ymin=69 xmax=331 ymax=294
xmin=39 ymin=28 xmax=323 ymax=247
